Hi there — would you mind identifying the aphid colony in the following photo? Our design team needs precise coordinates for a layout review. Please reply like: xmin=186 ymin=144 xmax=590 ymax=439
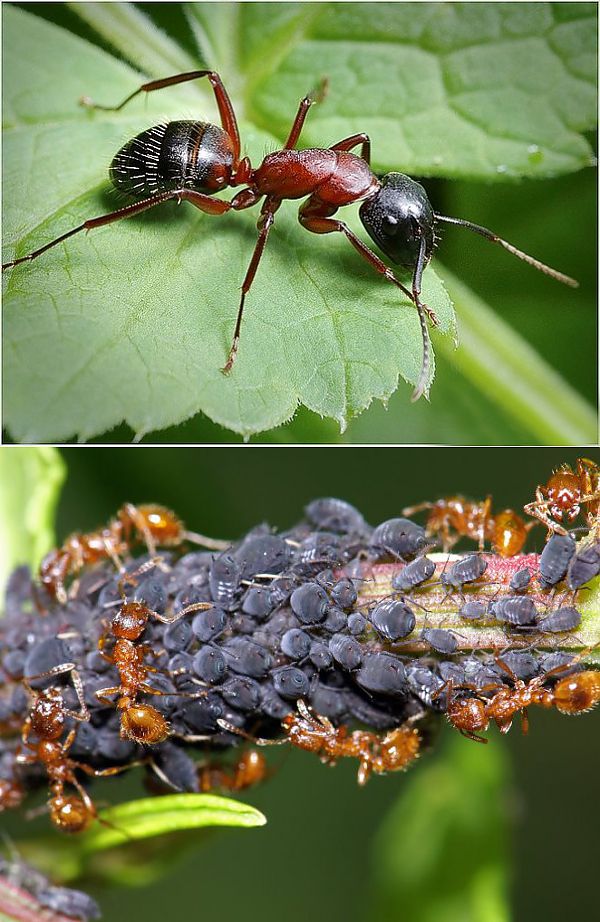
xmin=1 ymin=478 xmax=599 ymax=838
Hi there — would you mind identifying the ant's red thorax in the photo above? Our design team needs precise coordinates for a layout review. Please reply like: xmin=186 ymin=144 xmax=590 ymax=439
xmin=253 ymin=149 xmax=378 ymax=204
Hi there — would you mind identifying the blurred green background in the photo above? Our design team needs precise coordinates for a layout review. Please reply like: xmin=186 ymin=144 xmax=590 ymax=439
xmin=6 ymin=2 xmax=597 ymax=444
xmin=3 ymin=445 xmax=599 ymax=920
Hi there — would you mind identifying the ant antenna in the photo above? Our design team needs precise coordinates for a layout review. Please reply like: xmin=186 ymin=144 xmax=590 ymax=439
xmin=435 ymin=214 xmax=579 ymax=288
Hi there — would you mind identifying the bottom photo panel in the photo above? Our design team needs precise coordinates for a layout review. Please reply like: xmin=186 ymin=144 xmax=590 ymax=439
xmin=1 ymin=446 xmax=598 ymax=922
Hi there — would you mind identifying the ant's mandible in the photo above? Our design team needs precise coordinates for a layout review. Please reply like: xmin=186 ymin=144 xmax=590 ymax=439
xmin=2 ymin=71 xmax=578 ymax=400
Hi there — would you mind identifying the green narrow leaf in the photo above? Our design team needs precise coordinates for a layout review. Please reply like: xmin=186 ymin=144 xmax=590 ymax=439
xmin=366 ymin=736 xmax=512 ymax=922
xmin=0 ymin=447 xmax=65 ymax=593
xmin=80 ymin=793 xmax=266 ymax=853
xmin=2 ymin=3 xmax=595 ymax=442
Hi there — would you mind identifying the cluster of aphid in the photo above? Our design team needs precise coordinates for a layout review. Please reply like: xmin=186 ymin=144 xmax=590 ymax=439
xmin=0 ymin=851 xmax=100 ymax=921
xmin=1 ymin=460 xmax=599 ymax=856
xmin=2 ymin=70 xmax=578 ymax=400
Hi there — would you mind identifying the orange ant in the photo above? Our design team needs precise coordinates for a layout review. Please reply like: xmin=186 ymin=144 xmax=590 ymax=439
xmin=444 ymin=651 xmax=600 ymax=742
xmin=402 ymin=495 xmax=535 ymax=557
xmin=523 ymin=458 xmax=600 ymax=537
xmin=40 ymin=502 xmax=230 ymax=603
xmin=14 ymin=664 xmax=127 ymax=833
xmin=218 ymin=700 xmax=421 ymax=786
xmin=197 ymin=750 xmax=268 ymax=793
xmin=95 ymin=563 xmax=211 ymax=745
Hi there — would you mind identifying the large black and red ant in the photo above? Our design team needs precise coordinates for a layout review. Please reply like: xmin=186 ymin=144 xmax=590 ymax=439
xmin=2 ymin=71 xmax=577 ymax=400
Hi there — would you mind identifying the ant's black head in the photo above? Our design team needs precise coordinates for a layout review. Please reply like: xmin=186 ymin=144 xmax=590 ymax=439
xmin=359 ymin=172 xmax=435 ymax=271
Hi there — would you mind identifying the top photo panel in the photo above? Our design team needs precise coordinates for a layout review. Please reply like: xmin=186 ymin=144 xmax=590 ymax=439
xmin=2 ymin=2 xmax=597 ymax=445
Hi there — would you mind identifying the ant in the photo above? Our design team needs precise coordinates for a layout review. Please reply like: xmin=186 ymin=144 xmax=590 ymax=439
xmin=2 ymin=71 xmax=577 ymax=402
xmin=218 ymin=699 xmax=421 ymax=785
xmin=95 ymin=563 xmax=211 ymax=745
xmin=444 ymin=650 xmax=600 ymax=742
xmin=39 ymin=502 xmax=229 ymax=603
xmin=14 ymin=664 xmax=127 ymax=833
xmin=523 ymin=458 xmax=600 ymax=537
xmin=402 ymin=496 xmax=536 ymax=557
xmin=197 ymin=750 xmax=268 ymax=793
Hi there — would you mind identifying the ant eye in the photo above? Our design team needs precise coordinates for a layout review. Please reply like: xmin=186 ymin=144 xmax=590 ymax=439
xmin=381 ymin=215 xmax=398 ymax=234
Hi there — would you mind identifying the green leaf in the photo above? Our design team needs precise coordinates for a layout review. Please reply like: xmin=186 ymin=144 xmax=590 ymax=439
xmin=80 ymin=793 xmax=266 ymax=852
xmin=366 ymin=735 xmax=512 ymax=922
xmin=2 ymin=3 xmax=596 ymax=441
xmin=0 ymin=447 xmax=65 ymax=594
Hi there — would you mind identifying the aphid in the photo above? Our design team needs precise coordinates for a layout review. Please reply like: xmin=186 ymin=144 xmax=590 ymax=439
xmin=38 ymin=503 xmax=228 ymax=602
xmin=347 ymin=613 xmax=367 ymax=636
xmin=220 ymin=637 xmax=273 ymax=677
xmin=458 ymin=600 xmax=487 ymax=621
xmin=292 ymin=533 xmax=345 ymax=573
xmin=538 ymin=533 xmax=576 ymax=588
xmin=355 ymin=653 xmax=407 ymax=696
xmin=3 ymin=74 xmax=577 ymax=401
xmin=328 ymin=633 xmax=363 ymax=670
xmin=534 ymin=605 xmax=581 ymax=634
xmin=271 ymin=666 xmax=310 ymax=699
xmin=281 ymin=628 xmax=312 ymax=660
xmin=15 ymin=665 xmax=125 ymax=833
xmin=37 ymin=886 xmax=102 ymax=921
xmin=198 ymin=750 xmax=268 ymax=793
xmin=566 ymin=541 xmax=600 ymax=591
xmin=322 ymin=607 xmax=348 ymax=633
xmin=218 ymin=699 xmax=420 ymax=785
xmin=290 ymin=582 xmax=329 ymax=624
xmin=221 ymin=676 xmax=262 ymax=711
xmin=391 ymin=556 xmax=436 ymax=593
xmin=95 ymin=573 xmax=211 ymax=743
xmin=192 ymin=646 xmax=227 ymax=685
xmin=509 ymin=567 xmax=532 ymax=593
xmin=235 ymin=534 xmax=291 ymax=579
xmin=421 ymin=626 xmax=459 ymax=655
xmin=309 ymin=641 xmax=333 ymax=670
xmin=490 ymin=595 xmax=538 ymax=626
xmin=209 ymin=553 xmax=243 ymax=610
xmin=445 ymin=652 xmax=600 ymax=740
xmin=369 ymin=599 xmax=416 ymax=641
xmin=329 ymin=578 xmax=359 ymax=610
xmin=524 ymin=458 xmax=600 ymax=536
xmin=440 ymin=554 xmax=488 ymax=592
xmin=369 ymin=518 xmax=427 ymax=560
xmin=402 ymin=497 xmax=535 ymax=556
xmin=304 ymin=498 xmax=370 ymax=535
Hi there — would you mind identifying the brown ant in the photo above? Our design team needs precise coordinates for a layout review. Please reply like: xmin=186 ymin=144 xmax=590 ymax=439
xmin=39 ymin=502 xmax=229 ymax=603
xmin=218 ymin=699 xmax=421 ymax=785
xmin=402 ymin=496 xmax=536 ymax=557
xmin=95 ymin=564 xmax=211 ymax=745
xmin=444 ymin=652 xmax=600 ymax=742
xmin=2 ymin=72 xmax=577 ymax=401
xmin=14 ymin=664 xmax=127 ymax=833
xmin=524 ymin=458 xmax=600 ymax=537
xmin=197 ymin=750 xmax=268 ymax=793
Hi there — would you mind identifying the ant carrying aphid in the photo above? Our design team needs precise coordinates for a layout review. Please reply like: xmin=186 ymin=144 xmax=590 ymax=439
xmin=402 ymin=496 xmax=536 ymax=556
xmin=39 ymin=502 xmax=229 ymax=603
xmin=524 ymin=458 xmax=600 ymax=537
xmin=218 ymin=699 xmax=421 ymax=785
xmin=2 ymin=71 xmax=577 ymax=401
xmin=95 ymin=562 xmax=212 ymax=744
xmin=14 ymin=664 xmax=127 ymax=833
xmin=444 ymin=649 xmax=600 ymax=742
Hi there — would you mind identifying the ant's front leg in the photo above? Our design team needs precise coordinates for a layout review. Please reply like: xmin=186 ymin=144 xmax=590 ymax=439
xmin=330 ymin=133 xmax=371 ymax=165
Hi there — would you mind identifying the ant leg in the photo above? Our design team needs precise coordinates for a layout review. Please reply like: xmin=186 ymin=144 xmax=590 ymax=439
xmin=283 ymin=78 xmax=329 ymax=150
xmin=81 ymin=70 xmax=242 ymax=164
xmin=3 ymin=190 xmax=231 ymax=271
xmin=329 ymin=133 xmax=371 ymax=165
xmin=523 ymin=491 xmax=568 ymax=536
xmin=435 ymin=214 xmax=578 ymax=287
xmin=222 ymin=196 xmax=282 ymax=373
xmin=182 ymin=530 xmax=231 ymax=551
xmin=299 ymin=205 xmax=434 ymax=402
xmin=216 ymin=719 xmax=288 ymax=747
xmin=22 ymin=664 xmax=90 ymax=722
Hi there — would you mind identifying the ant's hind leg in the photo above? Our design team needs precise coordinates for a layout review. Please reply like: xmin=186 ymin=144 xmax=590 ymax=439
xmin=3 ymin=190 xmax=231 ymax=271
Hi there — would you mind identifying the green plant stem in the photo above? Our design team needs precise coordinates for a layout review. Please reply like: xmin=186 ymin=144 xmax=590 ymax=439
xmin=67 ymin=1 xmax=197 ymax=75
xmin=434 ymin=266 xmax=597 ymax=445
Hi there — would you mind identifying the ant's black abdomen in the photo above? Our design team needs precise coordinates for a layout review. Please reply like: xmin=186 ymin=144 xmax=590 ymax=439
xmin=110 ymin=120 xmax=235 ymax=198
